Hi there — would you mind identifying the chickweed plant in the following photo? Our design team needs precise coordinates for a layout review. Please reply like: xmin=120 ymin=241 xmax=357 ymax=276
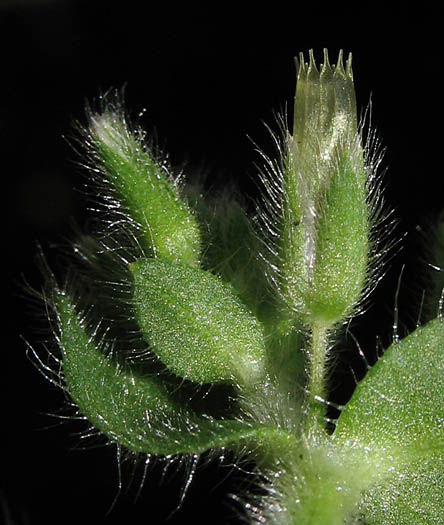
xmin=29 ymin=49 xmax=443 ymax=524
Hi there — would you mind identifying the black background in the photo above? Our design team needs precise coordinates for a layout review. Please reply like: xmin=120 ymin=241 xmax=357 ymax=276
xmin=2 ymin=2 xmax=442 ymax=524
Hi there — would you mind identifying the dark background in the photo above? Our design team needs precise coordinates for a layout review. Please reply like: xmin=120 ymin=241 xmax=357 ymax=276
xmin=2 ymin=2 xmax=442 ymax=524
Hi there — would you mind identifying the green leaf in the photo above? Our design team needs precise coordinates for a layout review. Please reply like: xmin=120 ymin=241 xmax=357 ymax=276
xmin=358 ymin=455 xmax=444 ymax=525
xmin=334 ymin=317 xmax=444 ymax=520
xmin=130 ymin=258 xmax=267 ymax=387
xmin=89 ymin=106 xmax=201 ymax=267
xmin=55 ymin=291 xmax=272 ymax=455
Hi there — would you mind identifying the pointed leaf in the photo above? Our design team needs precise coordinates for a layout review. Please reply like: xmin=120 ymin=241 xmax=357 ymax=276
xmin=89 ymin=105 xmax=201 ymax=266
xmin=335 ymin=318 xmax=443 ymax=452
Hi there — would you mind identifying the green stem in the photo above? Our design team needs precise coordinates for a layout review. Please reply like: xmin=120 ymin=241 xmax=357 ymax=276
xmin=305 ymin=323 xmax=329 ymax=437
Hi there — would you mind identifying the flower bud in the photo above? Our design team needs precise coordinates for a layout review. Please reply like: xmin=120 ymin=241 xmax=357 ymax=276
xmin=279 ymin=49 xmax=369 ymax=327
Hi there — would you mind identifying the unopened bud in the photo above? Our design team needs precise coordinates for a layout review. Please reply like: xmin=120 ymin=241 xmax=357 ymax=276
xmin=279 ymin=49 xmax=369 ymax=327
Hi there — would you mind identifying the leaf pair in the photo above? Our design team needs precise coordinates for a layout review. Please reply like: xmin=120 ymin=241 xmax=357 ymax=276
xmin=56 ymin=291 xmax=274 ymax=456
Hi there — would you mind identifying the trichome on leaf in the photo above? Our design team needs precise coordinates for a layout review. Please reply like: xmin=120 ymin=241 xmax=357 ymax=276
xmin=30 ymin=49 xmax=443 ymax=524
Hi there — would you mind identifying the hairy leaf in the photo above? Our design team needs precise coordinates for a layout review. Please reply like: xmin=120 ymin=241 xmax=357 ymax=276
xmin=131 ymin=258 xmax=267 ymax=387
xmin=358 ymin=455 xmax=444 ymax=524
xmin=89 ymin=107 xmax=201 ymax=266
xmin=334 ymin=317 xmax=444 ymax=520
xmin=56 ymin=292 xmax=274 ymax=455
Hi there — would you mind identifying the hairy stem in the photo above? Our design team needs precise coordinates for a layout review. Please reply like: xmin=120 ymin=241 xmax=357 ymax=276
xmin=305 ymin=323 xmax=329 ymax=436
